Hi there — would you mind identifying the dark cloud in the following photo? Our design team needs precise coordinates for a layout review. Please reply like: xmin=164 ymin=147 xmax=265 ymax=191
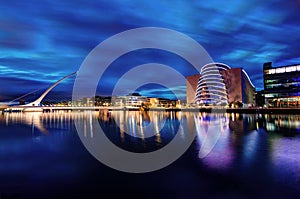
xmin=1 ymin=0 xmax=300 ymax=100
xmin=0 ymin=77 xmax=48 ymax=101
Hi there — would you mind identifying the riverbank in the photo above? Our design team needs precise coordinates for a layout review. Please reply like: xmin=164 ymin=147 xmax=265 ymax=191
xmin=169 ymin=107 xmax=300 ymax=114
xmin=105 ymin=107 xmax=300 ymax=114
xmin=2 ymin=106 xmax=300 ymax=114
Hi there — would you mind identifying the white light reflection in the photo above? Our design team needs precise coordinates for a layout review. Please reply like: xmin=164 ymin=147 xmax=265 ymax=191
xmin=194 ymin=113 xmax=234 ymax=170
xmin=110 ymin=111 xmax=164 ymax=142
xmin=3 ymin=112 xmax=48 ymax=135
xmin=1 ymin=111 xmax=76 ymax=142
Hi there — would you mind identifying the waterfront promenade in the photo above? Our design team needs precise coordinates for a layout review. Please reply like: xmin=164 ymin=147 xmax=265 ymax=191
xmin=1 ymin=105 xmax=300 ymax=114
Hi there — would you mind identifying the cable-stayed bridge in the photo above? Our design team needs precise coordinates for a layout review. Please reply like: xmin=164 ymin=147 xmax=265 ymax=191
xmin=0 ymin=72 xmax=141 ymax=112
xmin=0 ymin=72 xmax=101 ymax=112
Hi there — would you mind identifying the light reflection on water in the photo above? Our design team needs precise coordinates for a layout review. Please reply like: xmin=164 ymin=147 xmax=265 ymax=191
xmin=194 ymin=113 xmax=234 ymax=170
xmin=0 ymin=111 xmax=300 ymax=194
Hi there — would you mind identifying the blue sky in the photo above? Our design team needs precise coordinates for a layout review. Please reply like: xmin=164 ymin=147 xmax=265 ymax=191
xmin=1 ymin=0 xmax=300 ymax=101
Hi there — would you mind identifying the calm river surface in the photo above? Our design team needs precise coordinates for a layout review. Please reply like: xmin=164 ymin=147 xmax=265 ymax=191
xmin=0 ymin=111 xmax=300 ymax=198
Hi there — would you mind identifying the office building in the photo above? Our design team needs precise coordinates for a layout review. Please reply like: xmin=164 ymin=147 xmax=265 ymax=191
xmin=263 ymin=62 xmax=300 ymax=107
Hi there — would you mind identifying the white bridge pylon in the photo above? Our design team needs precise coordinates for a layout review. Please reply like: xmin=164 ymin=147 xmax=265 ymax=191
xmin=23 ymin=71 xmax=77 ymax=106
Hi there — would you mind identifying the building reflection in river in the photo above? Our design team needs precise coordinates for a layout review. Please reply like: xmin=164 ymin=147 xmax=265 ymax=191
xmin=194 ymin=113 xmax=234 ymax=169
xmin=1 ymin=111 xmax=300 ymax=177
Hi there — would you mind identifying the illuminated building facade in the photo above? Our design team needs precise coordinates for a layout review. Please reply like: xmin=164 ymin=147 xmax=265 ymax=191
xmin=263 ymin=62 xmax=300 ymax=108
xmin=196 ymin=63 xmax=229 ymax=105
xmin=147 ymin=98 xmax=179 ymax=108
xmin=186 ymin=63 xmax=256 ymax=107
xmin=111 ymin=93 xmax=147 ymax=107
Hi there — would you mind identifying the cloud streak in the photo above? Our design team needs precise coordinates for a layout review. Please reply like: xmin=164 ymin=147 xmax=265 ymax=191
xmin=0 ymin=0 xmax=300 ymax=100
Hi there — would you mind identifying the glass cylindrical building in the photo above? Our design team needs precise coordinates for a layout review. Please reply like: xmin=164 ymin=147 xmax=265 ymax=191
xmin=196 ymin=63 xmax=230 ymax=105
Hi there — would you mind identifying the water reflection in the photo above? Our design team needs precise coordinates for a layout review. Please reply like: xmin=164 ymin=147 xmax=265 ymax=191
xmin=194 ymin=113 xmax=300 ymax=190
xmin=0 ymin=111 xmax=300 ymax=191
xmin=2 ymin=111 xmax=299 ymax=145
xmin=261 ymin=114 xmax=300 ymax=133
xmin=198 ymin=114 xmax=265 ymax=167
xmin=229 ymin=113 xmax=257 ymax=133
xmin=271 ymin=138 xmax=300 ymax=189
xmin=107 ymin=110 xmax=165 ymax=139
xmin=0 ymin=111 xmax=76 ymax=182
xmin=194 ymin=113 xmax=228 ymax=158
xmin=0 ymin=111 xmax=75 ymax=136
xmin=194 ymin=113 xmax=234 ymax=169
xmin=95 ymin=110 xmax=183 ymax=151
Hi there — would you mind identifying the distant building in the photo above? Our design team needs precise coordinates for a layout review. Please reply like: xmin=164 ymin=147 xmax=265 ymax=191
xmin=186 ymin=63 xmax=256 ymax=107
xmin=93 ymin=96 xmax=111 ymax=106
xmin=70 ymin=100 xmax=82 ymax=107
xmin=112 ymin=93 xmax=147 ymax=107
xmin=148 ymin=98 xmax=160 ymax=107
xmin=263 ymin=62 xmax=300 ymax=108
xmin=81 ymin=97 xmax=94 ymax=106
xmin=148 ymin=98 xmax=179 ymax=108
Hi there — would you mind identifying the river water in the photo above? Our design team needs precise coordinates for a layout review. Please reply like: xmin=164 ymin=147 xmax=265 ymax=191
xmin=0 ymin=111 xmax=299 ymax=198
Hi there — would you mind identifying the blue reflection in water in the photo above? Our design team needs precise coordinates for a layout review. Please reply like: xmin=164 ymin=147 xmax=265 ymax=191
xmin=0 ymin=112 xmax=76 ymax=172
xmin=193 ymin=113 xmax=300 ymax=192
xmin=96 ymin=110 xmax=181 ymax=152
xmin=194 ymin=113 xmax=234 ymax=170
xmin=0 ymin=111 xmax=300 ymax=198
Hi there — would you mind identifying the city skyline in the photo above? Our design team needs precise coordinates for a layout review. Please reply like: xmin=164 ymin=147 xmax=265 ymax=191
xmin=1 ymin=1 xmax=300 ymax=101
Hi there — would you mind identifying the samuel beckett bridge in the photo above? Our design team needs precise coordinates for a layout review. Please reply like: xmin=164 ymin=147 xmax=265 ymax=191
xmin=0 ymin=72 xmax=121 ymax=112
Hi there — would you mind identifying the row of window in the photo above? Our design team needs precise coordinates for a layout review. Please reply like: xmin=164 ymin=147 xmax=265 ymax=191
xmin=264 ymin=65 xmax=300 ymax=74
xmin=265 ymin=92 xmax=300 ymax=98
xmin=266 ymin=82 xmax=300 ymax=89
xmin=265 ymin=78 xmax=300 ymax=84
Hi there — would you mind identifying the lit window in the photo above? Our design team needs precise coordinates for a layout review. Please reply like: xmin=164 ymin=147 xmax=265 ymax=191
xmin=276 ymin=67 xmax=285 ymax=73
xmin=265 ymin=94 xmax=275 ymax=97
xmin=268 ymin=69 xmax=276 ymax=74
xmin=266 ymin=79 xmax=277 ymax=83
xmin=286 ymin=66 xmax=296 ymax=72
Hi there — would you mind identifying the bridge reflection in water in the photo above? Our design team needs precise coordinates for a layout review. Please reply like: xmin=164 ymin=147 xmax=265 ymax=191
xmin=2 ymin=110 xmax=300 ymax=141
xmin=1 ymin=111 xmax=300 ymax=196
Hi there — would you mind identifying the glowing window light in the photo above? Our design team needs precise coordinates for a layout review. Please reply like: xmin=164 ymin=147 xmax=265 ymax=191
xmin=286 ymin=66 xmax=296 ymax=72
xmin=276 ymin=67 xmax=285 ymax=73
xmin=297 ymin=65 xmax=300 ymax=71
xmin=265 ymin=94 xmax=275 ymax=97
xmin=268 ymin=69 xmax=276 ymax=74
